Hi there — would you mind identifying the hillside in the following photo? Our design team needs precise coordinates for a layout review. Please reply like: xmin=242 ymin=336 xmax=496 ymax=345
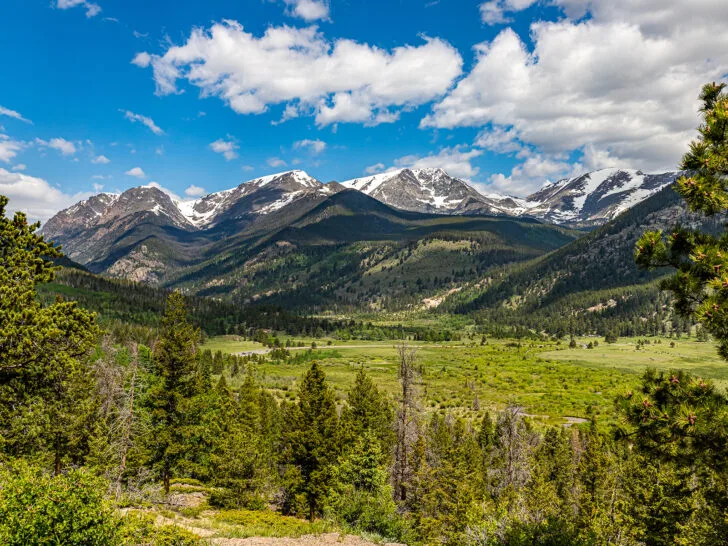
xmin=444 ymin=186 xmax=723 ymax=336
xmin=165 ymin=190 xmax=581 ymax=311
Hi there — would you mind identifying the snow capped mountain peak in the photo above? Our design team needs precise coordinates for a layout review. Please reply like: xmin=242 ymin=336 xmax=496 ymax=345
xmin=523 ymin=168 xmax=678 ymax=226
xmin=341 ymin=167 xmax=525 ymax=215
xmin=246 ymin=169 xmax=320 ymax=189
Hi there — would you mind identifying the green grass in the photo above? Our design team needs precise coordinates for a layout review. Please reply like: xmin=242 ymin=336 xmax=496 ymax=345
xmin=206 ymin=334 xmax=727 ymax=428
xmin=200 ymin=335 xmax=265 ymax=354
xmin=541 ymin=337 xmax=728 ymax=388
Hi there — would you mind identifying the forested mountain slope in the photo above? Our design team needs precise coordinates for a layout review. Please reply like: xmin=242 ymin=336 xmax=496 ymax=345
xmin=445 ymin=186 xmax=723 ymax=336
xmin=165 ymin=190 xmax=581 ymax=311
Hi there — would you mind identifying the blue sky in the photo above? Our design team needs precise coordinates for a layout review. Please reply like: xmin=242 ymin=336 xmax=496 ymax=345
xmin=1 ymin=0 xmax=726 ymax=220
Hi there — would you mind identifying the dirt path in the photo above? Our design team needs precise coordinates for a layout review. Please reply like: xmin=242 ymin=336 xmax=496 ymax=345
xmin=208 ymin=534 xmax=404 ymax=546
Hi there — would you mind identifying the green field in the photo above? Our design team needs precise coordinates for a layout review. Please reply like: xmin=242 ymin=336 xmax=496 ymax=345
xmin=202 ymin=334 xmax=727 ymax=428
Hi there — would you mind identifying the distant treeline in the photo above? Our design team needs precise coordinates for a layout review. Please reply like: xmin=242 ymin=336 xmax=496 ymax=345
xmin=39 ymin=268 xmax=460 ymax=342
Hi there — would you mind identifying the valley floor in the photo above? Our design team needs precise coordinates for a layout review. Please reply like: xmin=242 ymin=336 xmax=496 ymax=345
xmin=203 ymin=334 xmax=726 ymax=427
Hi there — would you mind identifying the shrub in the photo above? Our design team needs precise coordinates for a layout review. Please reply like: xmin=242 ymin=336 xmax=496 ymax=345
xmin=0 ymin=462 xmax=121 ymax=545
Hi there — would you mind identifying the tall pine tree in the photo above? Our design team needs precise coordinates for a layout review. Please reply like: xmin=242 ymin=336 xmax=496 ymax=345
xmin=0 ymin=196 xmax=100 ymax=472
xmin=282 ymin=362 xmax=339 ymax=519
xmin=146 ymin=291 xmax=199 ymax=493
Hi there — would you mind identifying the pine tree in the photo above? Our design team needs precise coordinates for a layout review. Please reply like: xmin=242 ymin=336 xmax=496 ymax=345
xmin=636 ymin=82 xmax=728 ymax=359
xmin=146 ymin=292 xmax=200 ymax=494
xmin=0 ymin=196 xmax=100 ymax=472
xmin=282 ymin=362 xmax=339 ymax=519
xmin=340 ymin=367 xmax=394 ymax=460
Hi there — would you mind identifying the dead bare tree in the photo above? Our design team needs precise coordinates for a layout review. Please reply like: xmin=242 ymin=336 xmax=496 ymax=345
xmin=114 ymin=343 xmax=140 ymax=500
xmin=93 ymin=340 xmax=148 ymax=500
xmin=393 ymin=339 xmax=421 ymax=501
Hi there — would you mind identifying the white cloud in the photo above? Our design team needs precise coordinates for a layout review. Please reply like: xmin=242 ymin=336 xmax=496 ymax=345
xmin=131 ymin=52 xmax=152 ymax=68
xmin=56 ymin=0 xmax=101 ymax=18
xmin=92 ymin=183 xmax=104 ymax=192
xmin=294 ymin=138 xmax=326 ymax=154
xmin=0 ymin=135 xmax=24 ymax=163
xmin=393 ymin=146 xmax=484 ymax=179
xmin=483 ymin=153 xmax=585 ymax=196
xmin=120 ymin=110 xmax=165 ymax=135
xmin=35 ymin=137 xmax=77 ymax=156
xmin=11 ymin=164 xmax=26 ymax=171
xmin=210 ymin=138 xmax=239 ymax=161
xmin=155 ymin=146 xmax=164 ymax=155
xmin=92 ymin=154 xmax=110 ymax=164
xmin=185 ymin=185 xmax=206 ymax=197
xmin=135 ymin=21 xmax=462 ymax=127
xmin=364 ymin=163 xmax=386 ymax=175
xmin=125 ymin=166 xmax=146 ymax=178
xmin=425 ymin=1 xmax=728 ymax=179
xmin=241 ymin=165 xmax=254 ymax=172
xmin=0 ymin=106 xmax=32 ymax=124
xmin=0 ymin=168 xmax=86 ymax=223
xmin=479 ymin=0 xmax=536 ymax=25
xmin=91 ymin=174 xmax=111 ymax=180
xmin=283 ymin=0 xmax=330 ymax=21
xmin=267 ymin=157 xmax=287 ymax=168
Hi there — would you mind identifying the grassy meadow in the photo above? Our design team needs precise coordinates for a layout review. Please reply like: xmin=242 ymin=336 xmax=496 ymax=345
xmin=202 ymin=334 xmax=727 ymax=428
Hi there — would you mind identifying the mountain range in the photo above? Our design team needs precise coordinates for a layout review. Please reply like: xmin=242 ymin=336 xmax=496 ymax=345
xmin=39 ymin=165 xmax=683 ymax=313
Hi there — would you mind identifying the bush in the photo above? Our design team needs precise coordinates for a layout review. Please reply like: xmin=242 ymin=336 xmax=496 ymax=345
xmin=0 ymin=462 xmax=121 ymax=545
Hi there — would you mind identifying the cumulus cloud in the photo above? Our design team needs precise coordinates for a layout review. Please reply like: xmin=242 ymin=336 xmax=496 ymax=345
xmin=185 ymin=185 xmax=206 ymax=197
xmin=0 ymin=135 xmax=24 ymax=163
xmin=364 ymin=163 xmax=386 ymax=175
xmin=11 ymin=164 xmax=26 ymax=171
xmin=283 ymin=0 xmax=330 ymax=21
xmin=131 ymin=52 xmax=152 ymax=68
xmin=92 ymin=154 xmax=110 ymax=164
xmin=479 ymin=0 xmax=536 ymax=25
xmin=121 ymin=110 xmax=165 ymax=135
xmin=134 ymin=21 xmax=462 ymax=127
xmin=423 ymin=0 xmax=728 ymax=194
xmin=0 ymin=106 xmax=32 ymax=124
xmin=392 ymin=146 xmax=484 ymax=179
xmin=0 ymin=168 xmax=86 ymax=222
xmin=294 ymin=139 xmax=326 ymax=154
xmin=35 ymin=137 xmax=77 ymax=156
xmin=267 ymin=157 xmax=287 ymax=168
xmin=55 ymin=0 xmax=101 ymax=18
xmin=210 ymin=138 xmax=239 ymax=161
xmin=483 ymin=153 xmax=586 ymax=196
xmin=125 ymin=166 xmax=146 ymax=178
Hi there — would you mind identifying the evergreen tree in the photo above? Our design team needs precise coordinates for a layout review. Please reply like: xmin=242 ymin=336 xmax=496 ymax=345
xmin=146 ymin=292 xmax=200 ymax=493
xmin=282 ymin=362 xmax=339 ymax=519
xmin=340 ymin=367 xmax=394 ymax=460
xmin=636 ymin=82 xmax=728 ymax=359
xmin=0 ymin=196 xmax=100 ymax=472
